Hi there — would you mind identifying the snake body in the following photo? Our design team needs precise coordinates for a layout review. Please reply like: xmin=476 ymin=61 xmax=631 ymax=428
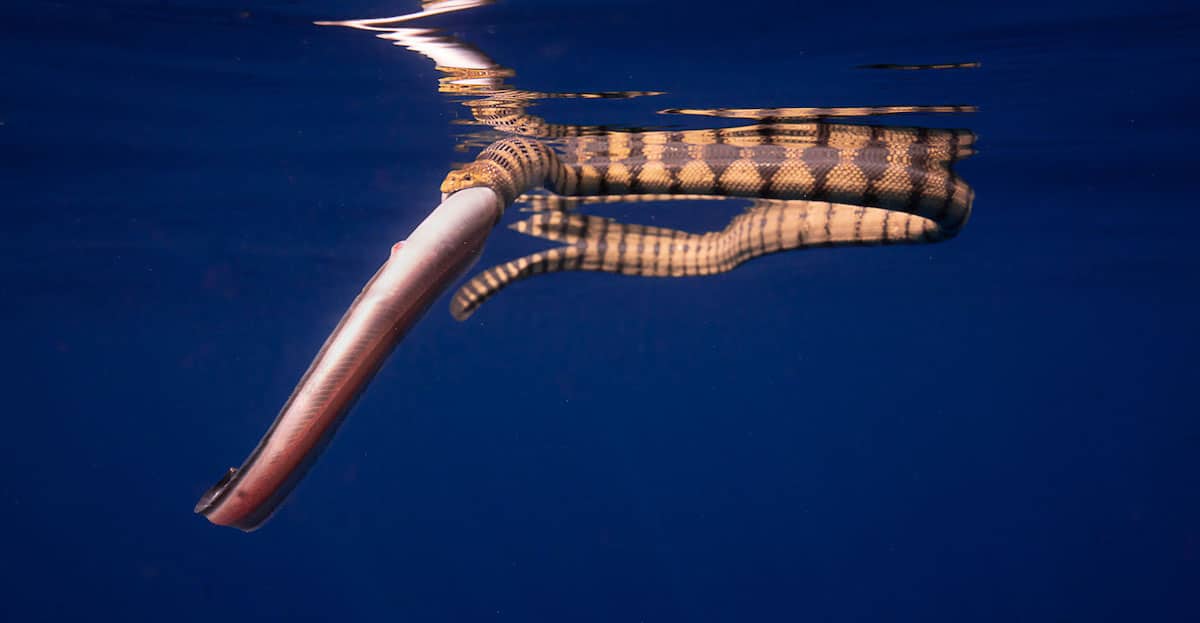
xmin=440 ymin=120 xmax=975 ymax=319
xmin=417 ymin=8 xmax=978 ymax=321
xmin=441 ymin=122 xmax=973 ymax=217
xmin=449 ymin=196 xmax=969 ymax=320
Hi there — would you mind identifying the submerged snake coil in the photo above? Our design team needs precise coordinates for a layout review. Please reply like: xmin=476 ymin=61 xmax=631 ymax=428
xmin=440 ymin=121 xmax=976 ymax=319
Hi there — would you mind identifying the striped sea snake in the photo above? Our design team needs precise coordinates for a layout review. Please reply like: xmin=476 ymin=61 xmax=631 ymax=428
xmin=441 ymin=122 xmax=974 ymax=206
xmin=442 ymin=120 xmax=975 ymax=319
xmin=451 ymin=195 xmax=969 ymax=320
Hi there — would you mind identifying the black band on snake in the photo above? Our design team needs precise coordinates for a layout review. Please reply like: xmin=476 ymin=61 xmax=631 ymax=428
xmin=439 ymin=120 xmax=975 ymax=319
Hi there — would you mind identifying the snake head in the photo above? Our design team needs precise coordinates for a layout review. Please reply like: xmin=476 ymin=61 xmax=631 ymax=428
xmin=440 ymin=166 xmax=488 ymax=195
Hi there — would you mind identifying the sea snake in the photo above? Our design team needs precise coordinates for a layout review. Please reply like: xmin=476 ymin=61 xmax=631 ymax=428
xmin=441 ymin=121 xmax=974 ymax=209
xmin=440 ymin=120 xmax=975 ymax=318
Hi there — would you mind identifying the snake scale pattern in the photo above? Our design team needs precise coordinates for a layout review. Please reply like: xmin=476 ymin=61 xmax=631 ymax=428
xmin=440 ymin=120 xmax=976 ymax=319
xmin=319 ymin=2 xmax=979 ymax=320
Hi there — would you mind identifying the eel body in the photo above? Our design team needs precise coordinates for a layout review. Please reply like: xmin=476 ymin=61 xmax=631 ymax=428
xmin=195 ymin=188 xmax=501 ymax=531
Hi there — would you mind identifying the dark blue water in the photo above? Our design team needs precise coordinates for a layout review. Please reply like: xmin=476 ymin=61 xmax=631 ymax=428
xmin=4 ymin=1 xmax=1198 ymax=621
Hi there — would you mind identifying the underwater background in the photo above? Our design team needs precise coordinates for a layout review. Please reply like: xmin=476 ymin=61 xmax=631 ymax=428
xmin=3 ymin=0 xmax=1198 ymax=621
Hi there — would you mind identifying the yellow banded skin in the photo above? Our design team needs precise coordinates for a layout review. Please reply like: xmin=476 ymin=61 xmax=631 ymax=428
xmin=440 ymin=137 xmax=560 ymax=206
xmin=441 ymin=121 xmax=974 ymax=217
xmin=449 ymin=192 xmax=972 ymax=321
xmin=441 ymin=120 xmax=976 ymax=320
